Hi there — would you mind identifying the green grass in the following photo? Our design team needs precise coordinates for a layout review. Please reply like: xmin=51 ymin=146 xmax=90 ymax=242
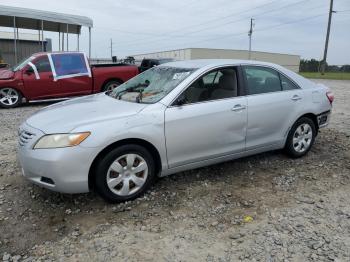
xmin=299 ymin=72 xmax=350 ymax=80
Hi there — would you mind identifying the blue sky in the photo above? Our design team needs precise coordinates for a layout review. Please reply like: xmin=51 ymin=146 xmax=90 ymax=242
xmin=1 ymin=0 xmax=350 ymax=64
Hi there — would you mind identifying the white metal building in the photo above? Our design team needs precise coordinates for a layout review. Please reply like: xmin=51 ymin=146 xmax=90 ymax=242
xmin=132 ymin=48 xmax=300 ymax=72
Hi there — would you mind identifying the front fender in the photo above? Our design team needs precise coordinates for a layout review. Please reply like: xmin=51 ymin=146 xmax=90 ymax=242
xmin=74 ymin=103 xmax=168 ymax=170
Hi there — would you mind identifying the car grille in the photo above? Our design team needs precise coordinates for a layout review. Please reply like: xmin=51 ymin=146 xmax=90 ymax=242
xmin=19 ymin=130 xmax=35 ymax=147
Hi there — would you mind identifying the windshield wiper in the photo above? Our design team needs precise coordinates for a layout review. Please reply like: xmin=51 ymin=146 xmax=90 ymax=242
xmin=136 ymin=89 xmax=143 ymax=103
xmin=113 ymin=85 xmax=140 ymax=99
xmin=113 ymin=81 xmax=149 ymax=100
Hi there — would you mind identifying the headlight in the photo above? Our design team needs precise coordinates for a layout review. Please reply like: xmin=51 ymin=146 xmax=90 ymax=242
xmin=34 ymin=132 xmax=90 ymax=149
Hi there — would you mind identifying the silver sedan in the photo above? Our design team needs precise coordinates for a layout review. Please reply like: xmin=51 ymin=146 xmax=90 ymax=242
xmin=17 ymin=59 xmax=333 ymax=202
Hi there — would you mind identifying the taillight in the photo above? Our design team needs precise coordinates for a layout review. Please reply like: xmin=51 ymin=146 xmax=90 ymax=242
xmin=326 ymin=91 xmax=334 ymax=104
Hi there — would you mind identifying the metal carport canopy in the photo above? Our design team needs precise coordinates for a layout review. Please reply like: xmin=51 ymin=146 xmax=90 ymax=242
xmin=0 ymin=5 xmax=93 ymax=34
xmin=0 ymin=5 xmax=93 ymax=62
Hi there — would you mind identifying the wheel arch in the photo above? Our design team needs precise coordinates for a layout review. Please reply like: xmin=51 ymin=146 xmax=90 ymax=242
xmin=297 ymin=113 xmax=319 ymax=134
xmin=100 ymin=78 xmax=124 ymax=92
xmin=88 ymin=138 xmax=162 ymax=191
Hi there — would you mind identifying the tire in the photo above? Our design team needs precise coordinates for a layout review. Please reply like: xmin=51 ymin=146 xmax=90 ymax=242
xmin=285 ymin=117 xmax=316 ymax=158
xmin=102 ymin=80 xmax=122 ymax=92
xmin=94 ymin=144 xmax=156 ymax=203
xmin=0 ymin=87 xmax=22 ymax=108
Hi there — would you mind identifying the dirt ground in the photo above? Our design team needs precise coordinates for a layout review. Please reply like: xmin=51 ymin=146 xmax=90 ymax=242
xmin=0 ymin=79 xmax=349 ymax=261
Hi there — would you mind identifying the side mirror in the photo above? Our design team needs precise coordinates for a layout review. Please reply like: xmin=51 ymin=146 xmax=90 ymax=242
xmin=174 ymin=94 xmax=187 ymax=106
xmin=25 ymin=67 xmax=34 ymax=75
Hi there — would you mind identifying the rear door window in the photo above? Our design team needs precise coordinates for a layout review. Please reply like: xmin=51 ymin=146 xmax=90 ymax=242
xmin=243 ymin=66 xmax=282 ymax=95
xmin=48 ymin=53 xmax=91 ymax=80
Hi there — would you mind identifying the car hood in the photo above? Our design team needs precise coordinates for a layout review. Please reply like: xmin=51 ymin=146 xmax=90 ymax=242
xmin=0 ymin=69 xmax=14 ymax=80
xmin=26 ymin=93 xmax=148 ymax=133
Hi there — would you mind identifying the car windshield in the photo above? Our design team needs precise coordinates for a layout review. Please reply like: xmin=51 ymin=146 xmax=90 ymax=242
xmin=109 ymin=66 xmax=196 ymax=103
xmin=12 ymin=56 xmax=35 ymax=71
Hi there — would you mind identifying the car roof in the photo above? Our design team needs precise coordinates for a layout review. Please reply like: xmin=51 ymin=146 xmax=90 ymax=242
xmin=32 ymin=51 xmax=84 ymax=57
xmin=143 ymin=58 xmax=173 ymax=61
xmin=159 ymin=59 xmax=279 ymax=69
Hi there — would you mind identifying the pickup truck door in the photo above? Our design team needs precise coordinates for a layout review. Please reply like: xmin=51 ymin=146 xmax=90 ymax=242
xmin=57 ymin=75 xmax=92 ymax=97
xmin=50 ymin=53 xmax=92 ymax=97
xmin=22 ymin=55 xmax=61 ymax=100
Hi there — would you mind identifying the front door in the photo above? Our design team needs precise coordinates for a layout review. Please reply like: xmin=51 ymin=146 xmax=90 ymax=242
xmin=165 ymin=67 xmax=247 ymax=168
xmin=22 ymin=55 xmax=60 ymax=100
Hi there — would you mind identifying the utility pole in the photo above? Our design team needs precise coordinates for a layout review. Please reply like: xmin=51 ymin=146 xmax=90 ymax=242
xmin=321 ymin=0 xmax=335 ymax=75
xmin=110 ymin=38 xmax=113 ymax=59
xmin=248 ymin=18 xmax=254 ymax=60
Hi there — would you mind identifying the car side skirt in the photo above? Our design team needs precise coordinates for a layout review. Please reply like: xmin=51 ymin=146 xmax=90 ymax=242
xmin=160 ymin=142 xmax=284 ymax=177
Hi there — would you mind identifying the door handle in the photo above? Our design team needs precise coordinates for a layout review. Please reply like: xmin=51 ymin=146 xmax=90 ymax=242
xmin=291 ymin=95 xmax=302 ymax=101
xmin=231 ymin=104 xmax=246 ymax=111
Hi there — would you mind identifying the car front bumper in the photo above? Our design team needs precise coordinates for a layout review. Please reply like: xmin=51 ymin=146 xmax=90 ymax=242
xmin=17 ymin=123 xmax=98 ymax=194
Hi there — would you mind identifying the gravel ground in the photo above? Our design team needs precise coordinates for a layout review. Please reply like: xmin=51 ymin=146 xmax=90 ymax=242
xmin=0 ymin=79 xmax=349 ymax=261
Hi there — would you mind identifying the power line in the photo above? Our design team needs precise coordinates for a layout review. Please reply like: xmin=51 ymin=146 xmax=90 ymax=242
xmin=127 ymin=12 xmax=328 ymax=55
xmin=109 ymin=0 xmax=287 ymax=46
xmin=95 ymin=0 xmax=282 ymax=41
xmin=255 ymin=13 xmax=327 ymax=33
xmin=113 ymin=0 xmax=313 ymax=48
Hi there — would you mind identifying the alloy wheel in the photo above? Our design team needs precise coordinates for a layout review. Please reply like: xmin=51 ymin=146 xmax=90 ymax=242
xmin=0 ymin=88 xmax=19 ymax=106
xmin=106 ymin=82 xmax=120 ymax=92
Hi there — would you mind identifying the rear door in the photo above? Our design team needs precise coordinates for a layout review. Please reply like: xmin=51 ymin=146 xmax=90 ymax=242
xmin=242 ymin=65 xmax=304 ymax=150
xmin=22 ymin=55 xmax=60 ymax=99
xmin=165 ymin=66 xmax=247 ymax=168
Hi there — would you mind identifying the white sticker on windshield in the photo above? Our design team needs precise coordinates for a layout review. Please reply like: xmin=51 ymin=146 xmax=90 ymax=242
xmin=173 ymin=72 xmax=191 ymax=80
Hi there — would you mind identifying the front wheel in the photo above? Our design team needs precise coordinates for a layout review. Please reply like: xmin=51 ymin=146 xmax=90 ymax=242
xmin=285 ymin=117 xmax=316 ymax=158
xmin=94 ymin=144 xmax=156 ymax=203
xmin=0 ymin=87 xmax=22 ymax=108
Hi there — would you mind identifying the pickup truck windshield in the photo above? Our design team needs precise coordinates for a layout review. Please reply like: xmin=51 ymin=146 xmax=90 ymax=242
xmin=12 ymin=56 xmax=35 ymax=71
xmin=109 ymin=66 xmax=196 ymax=103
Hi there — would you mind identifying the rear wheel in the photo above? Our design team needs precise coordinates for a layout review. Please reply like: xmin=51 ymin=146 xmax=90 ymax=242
xmin=285 ymin=117 xmax=316 ymax=158
xmin=0 ymin=87 xmax=22 ymax=108
xmin=94 ymin=144 xmax=156 ymax=203
xmin=102 ymin=80 xmax=122 ymax=92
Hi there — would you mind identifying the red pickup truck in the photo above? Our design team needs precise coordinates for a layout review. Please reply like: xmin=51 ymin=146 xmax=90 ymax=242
xmin=0 ymin=52 xmax=139 ymax=108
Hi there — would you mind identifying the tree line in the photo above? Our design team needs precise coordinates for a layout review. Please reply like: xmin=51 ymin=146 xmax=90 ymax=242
xmin=300 ymin=59 xmax=350 ymax=73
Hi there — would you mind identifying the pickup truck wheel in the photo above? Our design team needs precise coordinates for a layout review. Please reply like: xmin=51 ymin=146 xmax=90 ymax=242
xmin=95 ymin=144 xmax=156 ymax=203
xmin=285 ymin=117 xmax=316 ymax=158
xmin=0 ymin=87 xmax=22 ymax=108
xmin=102 ymin=80 xmax=122 ymax=92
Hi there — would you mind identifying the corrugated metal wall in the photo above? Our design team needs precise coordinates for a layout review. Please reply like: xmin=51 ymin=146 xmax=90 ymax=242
xmin=132 ymin=49 xmax=191 ymax=61
xmin=190 ymin=48 xmax=300 ymax=72
xmin=132 ymin=48 xmax=300 ymax=72
xmin=0 ymin=39 xmax=51 ymax=66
